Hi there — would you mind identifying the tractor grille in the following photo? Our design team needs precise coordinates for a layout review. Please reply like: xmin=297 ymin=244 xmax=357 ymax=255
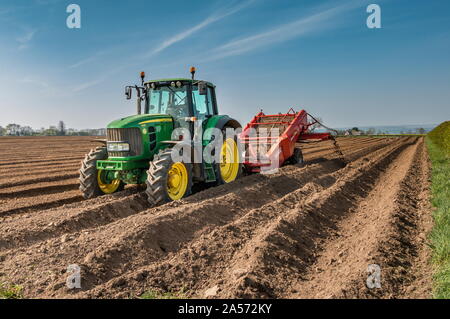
xmin=107 ymin=128 xmax=142 ymax=157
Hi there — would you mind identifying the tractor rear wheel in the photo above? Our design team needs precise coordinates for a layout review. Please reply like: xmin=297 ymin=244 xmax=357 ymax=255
xmin=145 ymin=148 xmax=193 ymax=206
xmin=214 ymin=128 xmax=242 ymax=185
xmin=287 ymin=148 xmax=304 ymax=165
xmin=79 ymin=147 xmax=124 ymax=199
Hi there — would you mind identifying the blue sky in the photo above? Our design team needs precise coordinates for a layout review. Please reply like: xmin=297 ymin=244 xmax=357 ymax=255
xmin=0 ymin=0 xmax=449 ymax=129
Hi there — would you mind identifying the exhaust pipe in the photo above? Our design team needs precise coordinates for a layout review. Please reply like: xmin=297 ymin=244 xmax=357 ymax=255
xmin=136 ymin=85 xmax=141 ymax=115
xmin=137 ymin=97 xmax=141 ymax=115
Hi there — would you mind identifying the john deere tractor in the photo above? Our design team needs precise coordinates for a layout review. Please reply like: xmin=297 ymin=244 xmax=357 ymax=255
xmin=79 ymin=67 xmax=242 ymax=205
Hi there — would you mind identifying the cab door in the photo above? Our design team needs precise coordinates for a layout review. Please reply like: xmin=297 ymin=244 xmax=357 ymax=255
xmin=165 ymin=85 xmax=192 ymax=138
xmin=191 ymin=84 xmax=216 ymax=170
xmin=191 ymin=84 xmax=215 ymax=120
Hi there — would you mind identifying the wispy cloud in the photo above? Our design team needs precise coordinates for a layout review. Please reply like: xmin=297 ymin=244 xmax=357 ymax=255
xmin=20 ymin=76 xmax=49 ymax=88
xmin=146 ymin=0 xmax=255 ymax=57
xmin=73 ymin=0 xmax=256 ymax=90
xmin=69 ymin=52 xmax=106 ymax=69
xmin=207 ymin=1 xmax=361 ymax=60
xmin=69 ymin=57 xmax=96 ymax=69
xmin=72 ymin=78 xmax=105 ymax=93
xmin=72 ymin=65 xmax=128 ymax=92
xmin=16 ymin=30 xmax=36 ymax=50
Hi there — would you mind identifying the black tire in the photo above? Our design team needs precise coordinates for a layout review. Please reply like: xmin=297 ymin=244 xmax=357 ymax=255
xmin=214 ymin=127 xmax=243 ymax=185
xmin=79 ymin=147 xmax=124 ymax=199
xmin=287 ymin=148 xmax=304 ymax=165
xmin=145 ymin=148 xmax=193 ymax=206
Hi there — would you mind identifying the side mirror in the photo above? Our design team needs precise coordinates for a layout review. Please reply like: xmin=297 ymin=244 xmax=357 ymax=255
xmin=125 ymin=86 xmax=132 ymax=100
xmin=198 ymin=81 xmax=207 ymax=95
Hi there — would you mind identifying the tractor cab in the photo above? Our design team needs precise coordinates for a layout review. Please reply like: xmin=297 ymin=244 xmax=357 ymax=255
xmin=124 ymin=67 xmax=218 ymax=136
xmin=143 ymin=77 xmax=218 ymax=134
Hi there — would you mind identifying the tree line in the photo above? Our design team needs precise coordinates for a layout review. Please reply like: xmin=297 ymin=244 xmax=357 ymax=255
xmin=0 ymin=122 xmax=429 ymax=137
xmin=335 ymin=127 xmax=428 ymax=136
xmin=0 ymin=121 xmax=106 ymax=136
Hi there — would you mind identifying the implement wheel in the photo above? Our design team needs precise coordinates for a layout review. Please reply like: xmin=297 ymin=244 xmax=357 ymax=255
xmin=287 ymin=148 xmax=304 ymax=165
xmin=145 ymin=148 xmax=193 ymax=206
xmin=79 ymin=147 xmax=124 ymax=199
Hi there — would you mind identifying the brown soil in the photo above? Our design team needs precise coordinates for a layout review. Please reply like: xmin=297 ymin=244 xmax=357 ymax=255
xmin=0 ymin=136 xmax=433 ymax=299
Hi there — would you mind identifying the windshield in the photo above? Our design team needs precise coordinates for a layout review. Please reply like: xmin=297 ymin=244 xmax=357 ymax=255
xmin=147 ymin=85 xmax=189 ymax=118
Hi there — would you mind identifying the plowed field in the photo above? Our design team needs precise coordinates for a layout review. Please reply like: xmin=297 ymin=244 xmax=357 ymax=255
xmin=0 ymin=136 xmax=432 ymax=298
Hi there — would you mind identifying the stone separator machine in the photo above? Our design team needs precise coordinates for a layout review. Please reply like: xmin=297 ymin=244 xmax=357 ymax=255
xmin=240 ymin=108 xmax=345 ymax=173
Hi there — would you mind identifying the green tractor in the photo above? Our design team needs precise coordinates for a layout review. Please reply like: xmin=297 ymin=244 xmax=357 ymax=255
xmin=79 ymin=67 xmax=242 ymax=205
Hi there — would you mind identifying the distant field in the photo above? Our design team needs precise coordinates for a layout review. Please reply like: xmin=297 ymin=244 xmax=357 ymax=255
xmin=339 ymin=134 xmax=426 ymax=138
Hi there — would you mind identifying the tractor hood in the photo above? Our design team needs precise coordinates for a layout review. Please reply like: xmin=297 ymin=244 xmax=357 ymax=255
xmin=107 ymin=114 xmax=173 ymax=129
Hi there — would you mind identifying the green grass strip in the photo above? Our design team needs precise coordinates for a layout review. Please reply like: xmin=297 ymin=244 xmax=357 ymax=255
xmin=426 ymin=134 xmax=450 ymax=299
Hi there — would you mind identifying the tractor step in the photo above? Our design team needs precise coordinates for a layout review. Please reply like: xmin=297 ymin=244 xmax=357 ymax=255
xmin=204 ymin=163 xmax=216 ymax=183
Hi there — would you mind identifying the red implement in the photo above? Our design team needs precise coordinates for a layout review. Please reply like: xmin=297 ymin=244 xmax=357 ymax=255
xmin=240 ymin=108 xmax=333 ymax=173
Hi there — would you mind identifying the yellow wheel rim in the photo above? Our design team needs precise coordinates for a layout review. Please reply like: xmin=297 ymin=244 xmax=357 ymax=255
xmin=167 ymin=162 xmax=189 ymax=200
xmin=97 ymin=170 xmax=121 ymax=194
xmin=220 ymin=138 xmax=240 ymax=183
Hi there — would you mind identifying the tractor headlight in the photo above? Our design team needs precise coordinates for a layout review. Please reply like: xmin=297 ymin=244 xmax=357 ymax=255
xmin=107 ymin=142 xmax=130 ymax=152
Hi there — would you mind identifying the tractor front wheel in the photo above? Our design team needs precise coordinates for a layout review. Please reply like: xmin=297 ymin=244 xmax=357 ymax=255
xmin=145 ymin=149 xmax=193 ymax=206
xmin=79 ymin=147 xmax=124 ymax=199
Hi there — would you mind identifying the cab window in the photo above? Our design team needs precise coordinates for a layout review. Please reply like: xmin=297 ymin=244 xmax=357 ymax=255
xmin=192 ymin=85 xmax=213 ymax=117
xmin=148 ymin=86 xmax=188 ymax=118
xmin=148 ymin=89 xmax=169 ymax=114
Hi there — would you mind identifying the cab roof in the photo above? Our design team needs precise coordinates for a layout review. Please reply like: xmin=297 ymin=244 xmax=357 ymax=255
xmin=144 ymin=78 xmax=215 ymax=87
